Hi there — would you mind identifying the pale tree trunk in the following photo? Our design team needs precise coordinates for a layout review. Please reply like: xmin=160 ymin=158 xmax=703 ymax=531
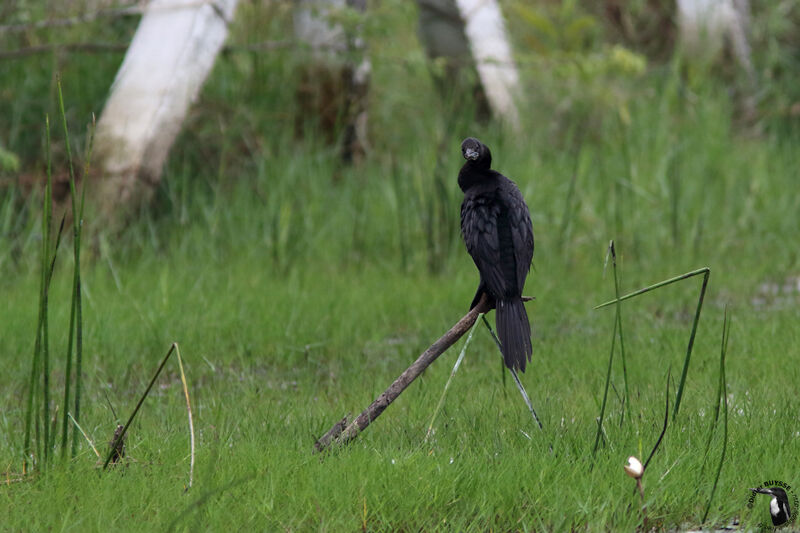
xmin=455 ymin=0 xmax=521 ymax=129
xmin=293 ymin=0 xmax=370 ymax=165
xmin=417 ymin=0 xmax=521 ymax=129
xmin=676 ymin=0 xmax=754 ymax=80
xmin=93 ymin=0 xmax=238 ymax=223
xmin=417 ymin=0 xmax=490 ymax=121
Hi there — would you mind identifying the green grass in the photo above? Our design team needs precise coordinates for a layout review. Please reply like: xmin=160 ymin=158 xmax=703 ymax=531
xmin=1 ymin=256 xmax=798 ymax=530
xmin=2 ymin=2 xmax=800 ymax=530
xmin=2 ymin=132 xmax=799 ymax=528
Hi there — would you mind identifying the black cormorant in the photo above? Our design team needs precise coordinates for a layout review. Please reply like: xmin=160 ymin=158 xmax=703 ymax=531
xmin=458 ymin=137 xmax=534 ymax=372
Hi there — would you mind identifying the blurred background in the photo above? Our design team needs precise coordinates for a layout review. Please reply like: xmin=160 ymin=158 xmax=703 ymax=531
xmin=0 ymin=0 xmax=798 ymax=278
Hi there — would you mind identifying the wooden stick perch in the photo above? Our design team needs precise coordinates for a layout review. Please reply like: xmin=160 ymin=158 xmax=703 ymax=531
xmin=314 ymin=294 xmax=531 ymax=453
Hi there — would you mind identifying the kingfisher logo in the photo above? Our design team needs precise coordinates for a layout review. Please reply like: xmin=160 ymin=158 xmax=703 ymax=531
xmin=747 ymin=480 xmax=798 ymax=528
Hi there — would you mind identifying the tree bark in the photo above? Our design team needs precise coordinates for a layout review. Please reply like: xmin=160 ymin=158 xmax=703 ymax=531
xmin=314 ymin=294 xmax=492 ymax=453
xmin=92 ymin=0 xmax=238 ymax=225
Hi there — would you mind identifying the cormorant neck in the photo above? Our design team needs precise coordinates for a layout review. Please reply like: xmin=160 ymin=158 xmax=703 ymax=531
xmin=458 ymin=158 xmax=492 ymax=191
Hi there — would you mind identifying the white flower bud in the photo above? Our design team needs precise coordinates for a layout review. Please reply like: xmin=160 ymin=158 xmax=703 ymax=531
xmin=624 ymin=456 xmax=643 ymax=479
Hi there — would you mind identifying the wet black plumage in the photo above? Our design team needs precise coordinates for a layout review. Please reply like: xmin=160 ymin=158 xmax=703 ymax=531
xmin=458 ymin=137 xmax=534 ymax=372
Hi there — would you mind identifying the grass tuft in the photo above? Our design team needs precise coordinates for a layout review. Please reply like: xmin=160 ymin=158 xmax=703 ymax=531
xmin=20 ymin=80 xmax=92 ymax=470
xmin=609 ymin=241 xmax=630 ymax=425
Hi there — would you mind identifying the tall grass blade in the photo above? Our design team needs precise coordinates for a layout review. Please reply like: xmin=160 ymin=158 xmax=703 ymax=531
xmin=67 ymin=413 xmax=100 ymax=459
xmin=673 ymin=269 xmax=710 ymax=420
xmin=23 ymin=114 xmax=55 ymax=470
xmin=60 ymin=98 xmax=94 ymax=458
xmin=23 ymin=309 xmax=43 ymax=471
xmin=22 ymin=323 xmax=40 ymax=470
xmin=643 ymin=367 xmax=670 ymax=473
xmin=609 ymin=241 xmax=630 ymax=425
xmin=44 ymin=215 xmax=66 ymax=459
xmin=702 ymin=309 xmax=730 ymax=524
xmin=592 ymin=306 xmax=617 ymax=457
xmin=593 ymin=267 xmax=710 ymax=310
xmin=33 ymin=218 xmax=65 ymax=462
xmin=57 ymin=77 xmax=75 ymax=457
xmin=40 ymin=111 xmax=54 ymax=463
xmin=61 ymin=290 xmax=76 ymax=453
xmin=594 ymin=267 xmax=711 ymax=420
xmin=174 ymin=344 xmax=195 ymax=489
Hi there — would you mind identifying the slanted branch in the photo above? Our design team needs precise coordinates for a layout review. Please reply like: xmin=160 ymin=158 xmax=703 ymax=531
xmin=314 ymin=294 xmax=532 ymax=453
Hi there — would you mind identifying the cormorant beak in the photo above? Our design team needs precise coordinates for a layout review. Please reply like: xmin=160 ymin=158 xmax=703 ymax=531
xmin=464 ymin=148 xmax=480 ymax=161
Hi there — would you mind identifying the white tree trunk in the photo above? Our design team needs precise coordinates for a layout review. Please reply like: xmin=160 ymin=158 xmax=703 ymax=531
xmin=676 ymin=0 xmax=754 ymax=79
xmin=454 ymin=0 xmax=521 ymax=129
xmin=94 ymin=0 xmax=238 ymax=219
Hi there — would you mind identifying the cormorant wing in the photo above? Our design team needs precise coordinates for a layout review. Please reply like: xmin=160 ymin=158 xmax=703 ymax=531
xmin=501 ymin=178 xmax=534 ymax=292
xmin=461 ymin=192 xmax=509 ymax=298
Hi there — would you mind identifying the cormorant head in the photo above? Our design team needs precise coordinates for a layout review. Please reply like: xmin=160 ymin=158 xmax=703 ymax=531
xmin=461 ymin=137 xmax=491 ymax=167
xmin=751 ymin=487 xmax=792 ymax=526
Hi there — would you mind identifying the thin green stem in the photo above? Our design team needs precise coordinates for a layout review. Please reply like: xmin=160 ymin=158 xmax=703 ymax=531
xmin=643 ymin=367 xmax=670 ymax=473
xmin=102 ymin=344 xmax=177 ymax=469
xmin=674 ymin=269 xmax=710 ymax=420
xmin=22 ymin=318 xmax=43 ymax=470
xmin=68 ymin=413 xmax=100 ymax=459
xmin=593 ymin=313 xmax=617 ymax=457
xmin=702 ymin=309 xmax=730 ymax=524
xmin=609 ymin=242 xmax=630 ymax=425
xmin=593 ymin=267 xmax=710 ymax=310
xmin=33 ymin=114 xmax=54 ymax=467
xmin=42 ymin=113 xmax=54 ymax=462
xmin=70 ymin=267 xmax=84 ymax=458
xmin=55 ymin=84 xmax=93 ymax=458
xmin=42 ymin=258 xmax=50 ymax=456
xmin=425 ymin=314 xmax=482 ymax=442
xmin=593 ymin=267 xmax=710 ymax=420
xmin=22 ymin=114 xmax=51 ymax=462
xmin=61 ymin=291 xmax=76 ymax=455
xmin=174 ymin=344 xmax=195 ymax=489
